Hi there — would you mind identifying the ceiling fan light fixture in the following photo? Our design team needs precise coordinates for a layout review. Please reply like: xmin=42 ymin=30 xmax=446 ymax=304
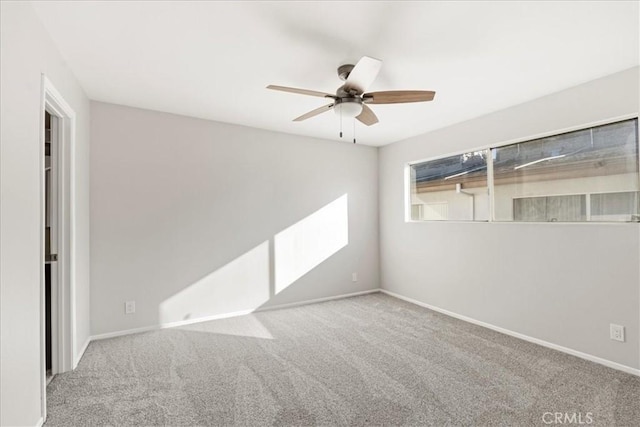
xmin=334 ymin=100 xmax=363 ymax=119
xmin=266 ymin=55 xmax=436 ymax=126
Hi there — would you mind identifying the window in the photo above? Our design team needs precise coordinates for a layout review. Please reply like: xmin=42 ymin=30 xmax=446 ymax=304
xmin=513 ymin=195 xmax=586 ymax=222
xmin=493 ymin=119 xmax=639 ymax=222
xmin=409 ymin=150 xmax=489 ymax=221
xmin=407 ymin=118 xmax=639 ymax=223
xmin=590 ymin=191 xmax=640 ymax=222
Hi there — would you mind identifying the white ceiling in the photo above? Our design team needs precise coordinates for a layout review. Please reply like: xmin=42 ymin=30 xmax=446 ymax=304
xmin=32 ymin=1 xmax=639 ymax=146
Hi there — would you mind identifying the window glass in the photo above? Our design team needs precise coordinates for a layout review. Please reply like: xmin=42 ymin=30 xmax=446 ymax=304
xmin=409 ymin=150 xmax=489 ymax=221
xmin=514 ymin=195 xmax=586 ymax=222
xmin=493 ymin=119 xmax=638 ymax=222
xmin=407 ymin=119 xmax=639 ymax=223
xmin=590 ymin=191 xmax=640 ymax=221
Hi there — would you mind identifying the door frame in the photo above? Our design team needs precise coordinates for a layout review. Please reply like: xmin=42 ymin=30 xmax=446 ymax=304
xmin=39 ymin=75 xmax=77 ymax=420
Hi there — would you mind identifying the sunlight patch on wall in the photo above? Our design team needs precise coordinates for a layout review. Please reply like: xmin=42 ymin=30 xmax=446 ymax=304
xmin=159 ymin=241 xmax=270 ymax=326
xmin=274 ymin=194 xmax=349 ymax=294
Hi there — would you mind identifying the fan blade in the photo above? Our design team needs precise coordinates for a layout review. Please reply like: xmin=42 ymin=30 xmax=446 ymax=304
xmin=363 ymin=90 xmax=435 ymax=104
xmin=267 ymin=85 xmax=335 ymax=98
xmin=293 ymin=103 xmax=335 ymax=122
xmin=356 ymin=104 xmax=379 ymax=126
xmin=344 ymin=56 xmax=382 ymax=94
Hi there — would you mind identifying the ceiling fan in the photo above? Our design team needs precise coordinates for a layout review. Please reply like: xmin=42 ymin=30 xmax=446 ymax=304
xmin=267 ymin=56 xmax=436 ymax=130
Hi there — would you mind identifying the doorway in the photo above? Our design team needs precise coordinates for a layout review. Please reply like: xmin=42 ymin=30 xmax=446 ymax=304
xmin=44 ymin=110 xmax=59 ymax=385
xmin=41 ymin=76 xmax=77 ymax=421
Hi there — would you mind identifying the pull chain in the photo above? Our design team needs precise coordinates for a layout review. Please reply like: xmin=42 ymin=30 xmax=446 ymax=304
xmin=339 ymin=104 xmax=343 ymax=138
xmin=353 ymin=118 xmax=356 ymax=144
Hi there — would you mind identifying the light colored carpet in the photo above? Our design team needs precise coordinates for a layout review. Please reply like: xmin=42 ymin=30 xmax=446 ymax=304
xmin=46 ymin=293 xmax=639 ymax=426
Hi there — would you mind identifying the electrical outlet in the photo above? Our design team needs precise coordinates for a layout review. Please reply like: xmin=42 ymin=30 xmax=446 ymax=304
xmin=352 ymin=273 xmax=358 ymax=282
xmin=125 ymin=301 xmax=136 ymax=315
xmin=610 ymin=324 xmax=625 ymax=342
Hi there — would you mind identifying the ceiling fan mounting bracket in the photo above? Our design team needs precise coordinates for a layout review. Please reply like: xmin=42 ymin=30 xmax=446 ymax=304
xmin=337 ymin=64 xmax=355 ymax=81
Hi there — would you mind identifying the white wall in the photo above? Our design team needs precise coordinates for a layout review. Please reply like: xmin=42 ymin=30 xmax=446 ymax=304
xmin=90 ymin=102 xmax=379 ymax=336
xmin=0 ymin=2 xmax=91 ymax=426
xmin=379 ymin=67 xmax=640 ymax=370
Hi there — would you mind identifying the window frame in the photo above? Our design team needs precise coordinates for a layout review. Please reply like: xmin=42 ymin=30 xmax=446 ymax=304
xmin=405 ymin=114 xmax=640 ymax=224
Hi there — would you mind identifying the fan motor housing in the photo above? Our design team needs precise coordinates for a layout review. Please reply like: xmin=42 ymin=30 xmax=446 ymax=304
xmin=336 ymin=85 xmax=361 ymax=98
xmin=334 ymin=96 xmax=362 ymax=107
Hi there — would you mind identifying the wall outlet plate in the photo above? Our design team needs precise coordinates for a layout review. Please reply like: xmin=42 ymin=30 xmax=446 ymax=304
xmin=610 ymin=324 xmax=625 ymax=342
xmin=125 ymin=300 xmax=136 ymax=314
xmin=352 ymin=273 xmax=358 ymax=282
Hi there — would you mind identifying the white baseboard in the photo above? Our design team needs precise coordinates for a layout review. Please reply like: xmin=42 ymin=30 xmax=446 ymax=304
xmin=256 ymin=289 xmax=380 ymax=312
xmin=35 ymin=416 xmax=44 ymax=427
xmin=91 ymin=289 xmax=381 ymax=342
xmin=73 ymin=337 xmax=91 ymax=368
xmin=380 ymin=289 xmax=640 ymax=377
xmin=91 ymin=324 xmax=159 ymax=341
xmin=159 ymin=308 xmax=257 ymax=330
